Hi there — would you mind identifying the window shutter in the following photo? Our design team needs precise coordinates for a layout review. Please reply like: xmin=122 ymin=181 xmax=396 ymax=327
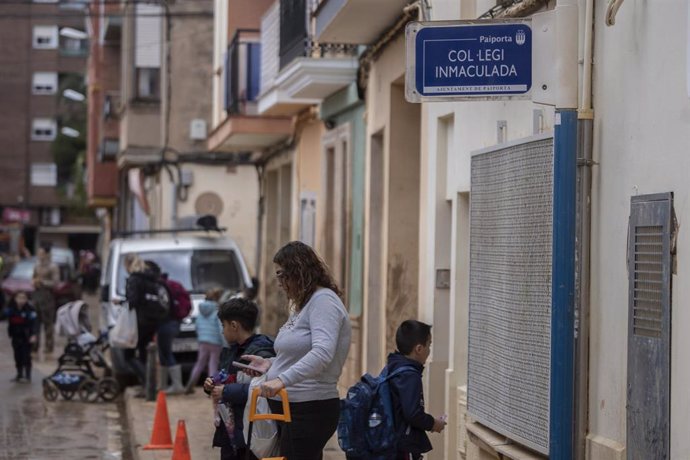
xmin=135 ymin=4 xmax=162 ymax=68
xmin=32 ymin=72 xmax=58 ymax=94
xmin=627 ymin=192 xmax=673 ymax=460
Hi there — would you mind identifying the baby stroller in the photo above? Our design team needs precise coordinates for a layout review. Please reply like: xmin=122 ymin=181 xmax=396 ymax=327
xmin=42 ymin=301 xmax=121 ymax=403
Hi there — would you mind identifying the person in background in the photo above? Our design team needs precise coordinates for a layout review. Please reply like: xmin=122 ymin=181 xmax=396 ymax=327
xmin=32 ymin=244 xmax=59 ymax=353
xmin=242 ymin=241 xmax=352 ymax=460
xmin=4 ymin=291 xmax=38 ymax=383
xmin=185 ymin=287 xmax=224 ymax=394
xmin=156 ymin=267 xmax=188 ymax=394
xmin=122 ymin=254 xmax=163 ymax=393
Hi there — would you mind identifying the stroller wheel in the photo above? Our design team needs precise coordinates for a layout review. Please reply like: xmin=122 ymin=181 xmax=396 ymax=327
xmin=78 ymin=379 xmax=100 ymax=403
xmin=60 ymin=389 xmax=76 ymax=400
xmin=98 ymin=378 xmax=121 ymax=402
xmin=43 ymin=379 xmax=59 ymax=402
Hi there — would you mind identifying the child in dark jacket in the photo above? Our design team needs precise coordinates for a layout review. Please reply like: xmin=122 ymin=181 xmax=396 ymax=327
xmin=205 ymin=297 xmax=275 ymax=460
xmin=4 ymin=291 xmax=38 ymax=383
xmin=387 ymin=320 xmax=446 ymax=460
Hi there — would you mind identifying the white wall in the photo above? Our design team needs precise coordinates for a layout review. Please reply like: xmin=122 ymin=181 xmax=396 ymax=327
xmin=423 ymin=0 xmax=690 ymax=458
xmin=589 ymin=0 xmax=690 ymax=457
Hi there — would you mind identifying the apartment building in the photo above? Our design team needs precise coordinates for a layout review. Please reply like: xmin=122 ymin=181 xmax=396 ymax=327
xmin=0 ymin=0 xmax=96 ymax=254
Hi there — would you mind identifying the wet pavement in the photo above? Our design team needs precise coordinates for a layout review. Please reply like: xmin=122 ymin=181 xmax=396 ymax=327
xmin=0 ymin=293 xmax=131 ymax=460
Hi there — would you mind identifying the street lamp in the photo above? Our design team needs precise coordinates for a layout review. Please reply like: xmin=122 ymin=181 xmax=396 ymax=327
xmin=63 ymin=89 xmax=86 ymax=102
xmin=61 ymin=126 xmax=81 ymax=138
xmin=59 ymin=27 xmax=88 ymax=40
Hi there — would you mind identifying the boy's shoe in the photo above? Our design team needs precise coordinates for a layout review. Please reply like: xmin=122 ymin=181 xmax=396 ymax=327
xmin=10 ymin=375 xmax=21 ymax=382
xmin=17 ymin=377 xmax=30 ymax=384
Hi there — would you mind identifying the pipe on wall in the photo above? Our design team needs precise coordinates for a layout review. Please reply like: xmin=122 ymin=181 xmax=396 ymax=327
xmin=574 ymin=0 xmax=595 ymax=457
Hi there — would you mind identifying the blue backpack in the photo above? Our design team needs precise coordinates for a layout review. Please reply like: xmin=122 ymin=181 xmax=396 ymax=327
xmin=338 ymin=365 xmax=417 ymax=458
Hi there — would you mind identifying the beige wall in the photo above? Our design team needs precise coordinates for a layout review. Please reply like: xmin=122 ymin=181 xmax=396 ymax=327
xmin=163 ymin=1 xmax=213 ymax=154
xmin=364 ymin=32 xmax=429 ymax=446
xmin=296 ymin=119 xmax=324 ymax=196
xmin=120 ymin=107 xmax=161 ymax=152
xmin=227 ymin=0 xmax=274 ymax=41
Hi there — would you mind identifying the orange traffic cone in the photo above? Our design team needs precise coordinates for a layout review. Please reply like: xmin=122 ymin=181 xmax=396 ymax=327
xmin=171 ymin=420 xmax=191 ymax=460
xmin=143 ymin=391 xmax=174 ymax=450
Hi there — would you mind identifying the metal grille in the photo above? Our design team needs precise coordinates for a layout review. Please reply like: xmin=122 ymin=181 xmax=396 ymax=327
xmin=468 ymin=136 xmax=553 ymax=454
xmin=632 ymin=226 xmax=664 ymax=338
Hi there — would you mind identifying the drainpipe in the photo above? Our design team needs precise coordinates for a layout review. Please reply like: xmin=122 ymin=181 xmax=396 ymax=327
xmin=255 ymin=164 xmax=265 ymax=283
xmin=574 ymin=0 xmax=595 ymax=457
xmin=549 ymin=0 xmax=578 ymax=458
xmin=171 ymin=182 xmax=178 ymax=228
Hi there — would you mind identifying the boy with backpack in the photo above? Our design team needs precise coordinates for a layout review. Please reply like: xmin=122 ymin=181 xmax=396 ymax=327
xmin=339 ymin=319 xmax=446 ymax=460
xmin=204 ymin=297 xmax=275 ymax=460
xmin=388 ymin=320 xmax=446 ymax=459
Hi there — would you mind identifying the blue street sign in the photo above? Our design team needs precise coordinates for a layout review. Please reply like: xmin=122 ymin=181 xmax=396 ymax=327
xmin=406 ymin=21 xmax=532 ymax=101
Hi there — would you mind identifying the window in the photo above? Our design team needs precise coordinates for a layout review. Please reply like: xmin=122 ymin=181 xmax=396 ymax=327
xmin=33 ymin=26 xmax=59 ymax=49
xmin=136 ymin=68 xmax=160 ymax=99
xmin=30 ymin=163 xmax=57 ymax=186
xmin=31 ymin=118 xmax=57 ymax=141
xmin=116 ymin=250 xmax=244 ymax=296
xmin=32 ymin=72 xmax=58 ymax=95
xmin=99 ymin=138 xmax=119 ymax=162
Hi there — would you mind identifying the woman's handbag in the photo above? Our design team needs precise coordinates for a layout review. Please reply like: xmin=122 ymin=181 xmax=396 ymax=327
xmin=242 ymin=374 xmax=280 ymax=458
xmin=108 ymin=307 xmax=138 ymax=349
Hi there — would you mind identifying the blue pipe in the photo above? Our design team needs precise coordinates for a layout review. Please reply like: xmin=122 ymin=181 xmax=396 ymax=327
xmin=550 ymin=108 xmax=577 ymax=459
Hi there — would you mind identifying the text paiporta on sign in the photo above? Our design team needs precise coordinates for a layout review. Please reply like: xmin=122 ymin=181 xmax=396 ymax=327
xmin=405 ymin=20 xmax=532 ymax=102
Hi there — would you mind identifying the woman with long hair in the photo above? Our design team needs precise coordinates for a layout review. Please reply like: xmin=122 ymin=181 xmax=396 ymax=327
xmin=243 ymin=241 xmax=352 ymax=460
xmin=122 ymin=254 xmax=163 ymax=390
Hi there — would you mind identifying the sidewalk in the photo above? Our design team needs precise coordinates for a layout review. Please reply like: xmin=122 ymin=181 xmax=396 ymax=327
xmin=124 ymin=387 xmax=345 ymax=460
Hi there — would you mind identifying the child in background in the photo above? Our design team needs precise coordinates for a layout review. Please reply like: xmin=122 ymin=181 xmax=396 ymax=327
xmin=185 ymin=287 xmax=224 ymax=394
xmin=5 ymin=291 xmax=38 ymax=383
xmin=387 ymin=320 xmax=446 ymax=460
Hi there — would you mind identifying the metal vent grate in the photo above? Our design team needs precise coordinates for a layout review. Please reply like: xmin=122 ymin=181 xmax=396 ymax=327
xmin=468 ymin=135 xmax=553 ymax=455
xmin=632 ymin=226 xmax=664 ymax=338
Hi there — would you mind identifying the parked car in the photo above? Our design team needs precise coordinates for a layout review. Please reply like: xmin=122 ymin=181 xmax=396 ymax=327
xmin=1 ymin=248 xmax=81 ymax=308
xmin=101 ymin=233 xmax=254 ymax=385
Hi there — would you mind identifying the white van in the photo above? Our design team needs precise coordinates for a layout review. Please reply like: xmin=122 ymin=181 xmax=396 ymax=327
xmin=100 ymin=233 xmax=254 ymax=383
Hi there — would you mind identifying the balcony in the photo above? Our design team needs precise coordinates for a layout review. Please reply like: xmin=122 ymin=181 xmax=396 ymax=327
xmin=208 ymin=30 xmax=293 ymax=153
xmin=257 ymin=0 xmax=359 ymax=116
xmin=313 ymin=0 xmax=410 ymax=44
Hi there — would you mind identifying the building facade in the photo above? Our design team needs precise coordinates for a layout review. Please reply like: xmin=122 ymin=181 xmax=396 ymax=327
xmin=315 ymin=0 xmax=690 ymax=459
xmin=0 ymin=0 xmax=96 ymax=254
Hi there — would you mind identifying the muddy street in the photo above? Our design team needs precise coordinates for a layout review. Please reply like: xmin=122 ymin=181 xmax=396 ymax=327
xmin=0 ymin=293 xmax=131 ymax=460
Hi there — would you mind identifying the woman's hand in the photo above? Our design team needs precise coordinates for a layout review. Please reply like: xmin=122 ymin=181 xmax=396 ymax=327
xmin=203 ymin=377 xmax=214 ymax=394
xmin=240 ymin=354 xmax=272 ymax=377
xmin=260 ymin=378 xmax=285 ymax=398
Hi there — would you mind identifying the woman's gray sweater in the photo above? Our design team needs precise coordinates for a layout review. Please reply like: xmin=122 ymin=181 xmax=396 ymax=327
xmin=266 ymin=288 xmax=351 ymax=403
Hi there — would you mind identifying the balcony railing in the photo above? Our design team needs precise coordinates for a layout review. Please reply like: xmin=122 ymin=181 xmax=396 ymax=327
xmin=225 ymin=29 xmax=261 ymax=115
xmin=279 ymin=0 xmax=357 ymax=70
